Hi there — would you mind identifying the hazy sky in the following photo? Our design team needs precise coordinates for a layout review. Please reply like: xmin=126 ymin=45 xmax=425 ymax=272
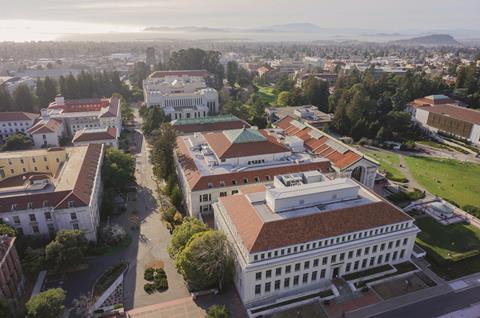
xmin=2 ymin=0 xmax=480 ymax=41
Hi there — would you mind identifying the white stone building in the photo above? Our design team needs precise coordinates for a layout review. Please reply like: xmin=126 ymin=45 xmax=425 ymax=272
xmin=26 ymin=112 xmax=65 ymax=148
xmin=213 ymin=171 xmax=419 ymax=316
xmin=175 ymin=127 xmax=331 ymax=218
xmin=143 ymin=70 xmax=219 ymax=121
xmin=0 ymin=112 xmax=38 ymax=141
xmin=0 ymin=145 xmax=104 ymax=242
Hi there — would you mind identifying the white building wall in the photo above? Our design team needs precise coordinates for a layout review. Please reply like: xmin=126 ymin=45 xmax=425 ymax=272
xmin=0 ymin=119 xmax=36 ymax=140
xmin=31 ymin=132 xmax=60 ymax=148
xmin=468 ymin=124 xmax=480 ymax=146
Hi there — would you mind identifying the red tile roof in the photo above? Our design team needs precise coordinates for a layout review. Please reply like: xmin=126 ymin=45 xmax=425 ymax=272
xmin=48 ymin=96 xmax=119 ymax=118
xmin=219 ymin=194 xmax=411 ymax=253
xmin=275 ymin=116 xmax=362 ymax=169
xmin=176 ymin=136 xmax=330 ymax=191
xmin=0 ymin=112 xmax=38 ymax=122
xmin=149 ymin=70 xmax=209 ymax=78
xmin=203 ymin=130 xmax=289 ymax=159
xmin=72 ymin=127 xmax=117 ymax=143
xmin=26 ymin=119 xmax=62 ymax=134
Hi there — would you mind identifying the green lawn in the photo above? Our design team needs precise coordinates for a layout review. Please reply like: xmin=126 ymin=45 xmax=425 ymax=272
xmin=415 ymin=217 xmax=480 ymax=262
xmin=363 ymin=149 xmax=408 ymax=182
xmin=256 ymin=85 xmax=275 ymax=105
xmin=405 ymin=156 xmax=480 ymax=208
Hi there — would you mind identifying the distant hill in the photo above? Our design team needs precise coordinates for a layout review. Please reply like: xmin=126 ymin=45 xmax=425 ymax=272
xmin=248 ymin=23 xmax=323 ymax=33
xmin=390 ymin=34 xmax=462 ymax=46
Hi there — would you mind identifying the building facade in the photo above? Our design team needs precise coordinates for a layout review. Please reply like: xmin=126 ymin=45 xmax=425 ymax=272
xmin=0 ymin=145 xmax=104 ymax=241
xmin=26 ymin=112 xmax=65 ymax=148
xmin=0 ymin=235 xmax=24 ymax=301
xmin=213 ymin=172 xmax=419 ymax=315
xmin=0 ymin=112 xmax=38 ymax=141
xmin=143 ymin=70 xmax=219 ymax=121
xmin=72 ymin=127 xmax=118 ymax=148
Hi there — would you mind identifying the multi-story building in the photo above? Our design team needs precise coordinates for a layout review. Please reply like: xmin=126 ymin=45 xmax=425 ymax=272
xmin=0 ymin=112 xmax=38 ymax=141
xmin=275 ymin=116 xmax=378 ymax=188
xmin=213 ymin=171 xmax=419 ymax=316
xmin=46 ymin=95 xmax=121 ymax=138
xmin=0 ymin=235 xmax=24 ymax=301
xmin=143 ymin=70 xmax=219 ymax=121
xmin=26 ymin=112 xmax=65 ymax=148
xmin=0 ymin=145 xmax=104 ymax=241
xmin=408 ymin=95 xmax=480 ymax=146
xmin=171 ymin=115 xmax=249 ymax=135
xmin=72 ymin=127 xmax=118 ymax=148
xmin=175 ymin=127 xmax=331 ymax=217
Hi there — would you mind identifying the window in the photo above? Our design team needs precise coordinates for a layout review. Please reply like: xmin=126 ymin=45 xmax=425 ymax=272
xmin=275 ymin=280 xmax=280 ymax=290
xmin=16 ymin=227 xmax=24 ymax=236
xmin=43 ymin=200 xmax=49 ymax=207
xmin=20 ymin=159 xmax=24 ymax=164
xmin=231 ymin=190 xmax=238 ymax=195
xmin=403 ymin=238 xmax=408 ymax=246
xmin=388 ymin=242 xmax=393 ymax=249
xmin=27 ymin=202 xmax=33 ymax=209
xmin=320 ymin=269 xmax=326 ymax=278
xmin=331 ymin=255 xmax=337 ymax=263
xmin=32 ymin=158 xmax=36 ymax=163
xmin=44 ymin=212 xmax=52 ymax=221
xmin=396 ymin=240 xmax=401 ymax=247
xmin=293 ymin=275 xmax=299 ymax=286
xmin=220 ymin=192 xmax=227 ymax=197
xmin=243 ymin=178 xmax=248 ymax=184
xmin=322 ymin=257 xmax=328 ymax=265
xmin=256 ymin=272 xmax=262 ymax=281
xmin=377 ymin=255 xmax=383 ymax=264
xmin=364 ymin=247 xmax=370 ymax=255
xmin=380 ymin=243 xmax=385 ymax=251
xmin=302 ymin=273 xmax=308 ymax=283
xmin=266 ymin=270 xmax=272 ymax=278
xmin=348 ymin=251 xmax=353 ymax=259
xmin=340 ymin=253 xmax=345 ymax=261
xmin=385 ymin=253 xmax=390 ymax=262
xmin=354 ymin=261 xmax=359 ymax=270
xmin=232 ymin=180 xmax=237 ymax=185
xmin=48 ymin=223 xmax=55 ymax=234
xmin=207 ymin=183 xmax=213 ymax=188
xmin=254 ymin=255 xmax=258 ymax=261
xmin=13 ymin=216 xmax=20 ymax=224
xmin=265 ymin=282 xmax=271 ymax=293
xmin=370 ymin=257 xmax=375 ymax=266
xmin=32 ymin=225 xmax=39 ymax=233
xmin=29 ymin=214 xmax=36 ymax=222
xmin=304 ymin=261 xmax=310 ymax=269
xmin=284 ymin=277 xmax=290 ymax=288
xmin=44 ymin=156 xmax=47 ymax=162
xmin=73 ymin=223 xmax=79 ymax=230
xmin=285 ymin=265 xmax=291 ymax=274
xmin=294 ymin=263 xmax=300 ymax=272
xmin=356 ymin=249 xmax=362 ymax=257
xmin=255 ymin=285 xmax=261 ymax=295
xmin=311 ymin=271 xmax=318 ymax=281
xmin=219 ymin=181 xmax=225 ymax=187
xmin=393 ymin=251 xmax=398 ymax=260
xmin=254 ymin=176 xmax=260 ymax=182
xmin=346 ymin=263 xmax=351 ymax=272
xmin=275 ymin=268 xmax=281 ymax=276
xmin=373 ymin=245 xmax=378 ymax=253
xmin=400 ymin=249 xmax=405 ymax=259
xmin=70 ymin=213 xmax=77 ymax=220
xmin=265 ymin=175 xmax=271 ymax=181
xmin=362 ymin=259 xmax=367 ymax=268
xmin=68 ymin=201 xmax=75 ymax=208
xmin=313 ymin=259 xmax=319 ymax=267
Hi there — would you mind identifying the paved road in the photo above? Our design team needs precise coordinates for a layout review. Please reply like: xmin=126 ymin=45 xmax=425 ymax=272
xmin=372 ymin=285 xmax=480 ymax=318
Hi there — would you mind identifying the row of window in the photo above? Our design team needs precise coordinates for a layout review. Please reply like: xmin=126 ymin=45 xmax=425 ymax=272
xmin=253 ymin=225 xmax=411 ymax=262
xmin=173 ymin=111 xmax=207 ymax=120
xmin=206 ymin=175 xmax=271 ymax=190
xmin=7 ymin=156 xmax=58 ymax=165
xmin=253 ymin=249 xmax=407 ymax=296
xmin=1 ymin=128 xmax=26 ymax=134
xmin=7 ymin=166 xmax=50 ymax=175
xmin=2 ymin=121 xmax=31 ymax=127
xmin=10 ymin=212 xmax=77 ymax=223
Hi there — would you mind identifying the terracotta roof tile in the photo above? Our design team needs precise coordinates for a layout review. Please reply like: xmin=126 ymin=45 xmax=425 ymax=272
xmin=72 ymin=127 xmax=117 ymax=142
xmin=0 ymin=112 xmax=38 ymax=122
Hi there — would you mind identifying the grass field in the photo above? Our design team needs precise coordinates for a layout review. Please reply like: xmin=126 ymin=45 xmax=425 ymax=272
xmin=363 ymin=149 xmax=408 ymax=182
xmin=256 ymin=85 xmax=276 ymax=105
xmin=405 ymin=156 xmax=480 ymax=208
xmin=415 ymin=217 xmax=480 ymax=262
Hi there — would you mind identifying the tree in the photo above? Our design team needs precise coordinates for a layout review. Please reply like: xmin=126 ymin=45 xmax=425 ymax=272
xmin=64 ymin=74 xmax=79 ymax=99
xmin=130 ymin=62 xmax=150 ymax=88
xmin=168 ymin=217 xmax=208 ymax=258
xmin=302 ymin=76 xmax=330 ymax=112
xmin=2 ymin=133 xmax=33 ymax=151
xmin=13 ymin=84 xmax=36 ymax=112
xmin=102 ymin=147 xmax=136 ymax=194
xmin=22 ymin=247 xmax=45 ymax=277
xmin=150 ymin=123 xmax=177 ymax=180
xmin=26 ymin=288 xmax=66 ymax=318
xmin=175 ymin=230 xmax=234 ymax=291
xmin=141 ymin=106 xmax=166 ymax=135
xmin=276 ymin=91 xmax=291 ymax=106
xmin=0 ymin=298 xmax=16 ymax=318
xmin=68 ymin=294 xmax=92 ymax=318
xmin=45 ymin=230 xmax=87 ymax=271
xmin=169 ymin=185 xmax=183 ymax=208
xmin=226 ymin=61 xmax=239 ymax=87
xmin=206 ymin=305 xmax=230 ymax=318
xmin=0 ymin=223 xmax=16 ymax=236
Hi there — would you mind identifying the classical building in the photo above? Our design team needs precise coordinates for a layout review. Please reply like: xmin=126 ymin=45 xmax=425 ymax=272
xmin=45 ymin=95 xmax=122 ymax=138
xmin=175 ymin=127 xmax=331 ymax=217
xmin=213 ymin=171 xmax=419 ymax=315
xmin=275 ymin=116 xmax=378 ymax=188
xmin=0 ymin=112 xmax=38 ymax=141
xmin=143 ymin=70 xmax=219 ymax=121
xmin=408 ymin=95 xmax=480 ymax=146
xmin=0 ymin=145 xmax=104 ymax=241
xmin=0 ymin=235 xmax=24 ymax=301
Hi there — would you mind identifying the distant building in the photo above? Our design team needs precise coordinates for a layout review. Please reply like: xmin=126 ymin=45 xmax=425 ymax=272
xmin=143 ymin=70 xmax=218 ymax=121
xmin=0 ymin=76 xmax=35 ymax=94
xmin=0 ymin=145 xmax=104 ymax=241
xmin=0 ymin=235 xmax=24 ymax=301
xmin=409 ymin=95 xmax=480 ymax=146
xmin=171 ymin=115 xmax=249 ymax=134
xmin=214 ymin=171 xmax=418 ymax=315
xmin=146 ymin=47 xmax=156 ymax=66
xmin=0 ymin=112 xmax=38 ymax=141
xmin=45 ymin=95 xmax=122 ymax=138
xmin=266 ymin=105 xmax=332 ymax=129
xmin=296 ymin=72 xmax=338 ymax=87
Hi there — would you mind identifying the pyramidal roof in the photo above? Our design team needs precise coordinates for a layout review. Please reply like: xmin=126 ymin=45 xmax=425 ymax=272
xmin=224 ymin=127 xmax=267 ymax=144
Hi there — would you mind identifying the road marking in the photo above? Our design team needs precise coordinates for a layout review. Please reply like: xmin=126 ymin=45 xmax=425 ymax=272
xmin=449 ymin=280 xmax=469 ymax=291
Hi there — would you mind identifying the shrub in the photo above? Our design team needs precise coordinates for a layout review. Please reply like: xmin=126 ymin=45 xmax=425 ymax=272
xmin=0 ymin=224 xmax=16 ymax=237
xmin=206 ymin=305 xmax=230 ymax=318
xmin=100 ymin=224 xmax=127 ymax=246
xmin=170 ymin=185 xmax=183 ymax=208
xmin=143 ymin=267 xmax=168 ymax=293
xmin=161 ymin=207 xmax=177 ymax=224
xmin=144 ymin=268 xmax=155 ymax=281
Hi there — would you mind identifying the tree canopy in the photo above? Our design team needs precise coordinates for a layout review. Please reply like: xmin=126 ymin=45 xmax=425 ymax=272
xmin=26 ymin=288 xmax=66 ymax=318
xmin=45 ymin=230 xmax=88 ymax=271
xmin=150 ymin=123 xmax=177 ymax=180
xmin=0 ymin=223 xmax=16 ymax=237
xmin=102 ymin=147 xmax=136 ymax=194
xmin=2 ymin=133 xmax=33 ymax=151
xmin=168 ymin=217 xmax=208 ymax=258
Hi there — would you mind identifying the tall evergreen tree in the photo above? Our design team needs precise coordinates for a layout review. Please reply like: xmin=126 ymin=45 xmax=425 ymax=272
xmin=0 ymin=86 xmax=13 ymax=111
xmin=13 ymin=84 xmax=36 ymax=112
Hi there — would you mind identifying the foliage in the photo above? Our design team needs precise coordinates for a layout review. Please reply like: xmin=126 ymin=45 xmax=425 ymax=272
xmin=26 ymin=288 xmax=66 ymax=318
xmin=387 ymin=189 xmax=425 ymax=204
xmin=102 ymin=147 xmax=136 ymax=194
xmin=302 ymin=76 xmax=330 ymax=112
xmin=161 ymin=207 xmax=182 ymax=227
xmin=276 ymin=91 xmax=290 ymax=107
xmin=13 ymin=84 xmax=37 ymax=112
xmin=150 ymin=123 xmax=177 ymax=180
xmin=169 ymin=185 xmax=183 ymax=208
xmin=2 ymin=132 xmax=33 ymax=151
xmin=45 ymin=230 xmax=88 ymax=271
xmin=129 ymin=62 xmax=150 ymax=89
xmin=175 ymin=230 xmax=234 ymax=291
xmin=100 ymin=224 xmax=128 ymax=246
xmin=118 ymin=95 xmax=134 ymax=123
xmin=0 ymin=223 xmax=16 ymax=236
xmin=206 ymin=305 xmax=231 ymax=318
xmin=0 ymin=298 xmax=17 ymax=318
xmin=452 ymin=63 xmax=480 ymax=107
xmin=22 ymin=247 xmax=45 ymax=277
xmin=143 ymin=267 xmax=168 ymax=293
xmin=94 ymin=262 xmax=128 ymax=297
xmin=68 ymin=294 xmax=92 ymax=318
xmin=0 ymin=86 xmax=13 ymax=112
xmin=141 ymin=106 xmax=167 ymax=135
xmin=168 ymin=217 xmax=208 ymax=258
xmin=226 ymin=61 xmax=252 ymax=88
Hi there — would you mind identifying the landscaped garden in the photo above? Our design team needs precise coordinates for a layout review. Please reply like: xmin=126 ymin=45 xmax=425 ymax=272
xmin=363 ymin=149 xmax=408 ymax=182
xmin=143 ymin=267 xmax=168 ymax=294
xmin=405 ymin=156 xmax=480 ymax=210
xmin=93 ymin=262 xmax=128 ymax=298
xmin=415 ymin=217 xmax=480 ymax=280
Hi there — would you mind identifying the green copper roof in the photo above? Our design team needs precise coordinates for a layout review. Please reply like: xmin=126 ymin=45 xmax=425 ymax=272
xmin=224 ymin=128 xmax=267 ymax=144
xmin=172 ymin=115 xmax=241 ymax=126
